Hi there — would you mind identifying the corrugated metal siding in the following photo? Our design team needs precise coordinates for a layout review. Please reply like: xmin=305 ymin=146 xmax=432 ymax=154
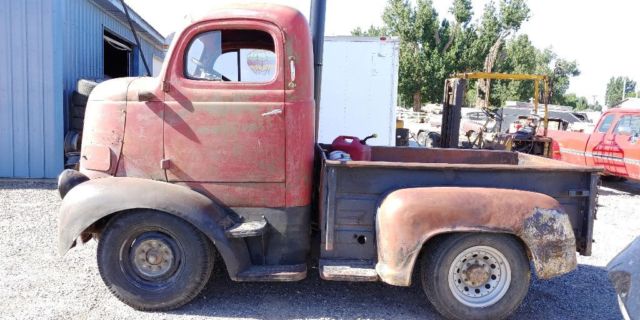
xmin=61 ymin=0 xmax=164 ymax=99
xmin=0 ymin=0 xmax=64 ymax=178
xmin=0 ymin=0 xmax=164 ymax=178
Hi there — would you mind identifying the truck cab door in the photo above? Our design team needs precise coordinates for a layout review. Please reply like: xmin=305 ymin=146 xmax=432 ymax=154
xmin=611 ymin=115 xmax=640 ymax=178
xmin=162 ymin=22 xmax=286 ymax=207
xmin=586 ymin=113 xmax=617 ymax=173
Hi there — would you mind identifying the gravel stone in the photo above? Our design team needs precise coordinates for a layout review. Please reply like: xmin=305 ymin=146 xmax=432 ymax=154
xmin=1 ymin=179 xmax=638 ymax=319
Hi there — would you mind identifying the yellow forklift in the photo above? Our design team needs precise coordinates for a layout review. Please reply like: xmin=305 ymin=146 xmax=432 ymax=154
xmin=439 ymin=72 xmax=553 ymax=157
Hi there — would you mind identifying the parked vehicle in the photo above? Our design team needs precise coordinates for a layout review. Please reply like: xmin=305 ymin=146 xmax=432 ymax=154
xmin=57 ymin=4 xmax=600 ymax=320
xmin=549 ymin=107 xmax=640 ymax=180
xmin=608 ymin=236 xmax=640 ymax=320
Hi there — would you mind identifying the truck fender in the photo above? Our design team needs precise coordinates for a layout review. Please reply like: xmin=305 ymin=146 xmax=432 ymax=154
xmin=58 ymin=177 xmax=251 ymax=278
xmin=375 ymin=187 xmax=577 ymax=286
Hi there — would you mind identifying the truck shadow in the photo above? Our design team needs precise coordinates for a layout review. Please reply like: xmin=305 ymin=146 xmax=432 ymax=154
xmin=600 ymin=179 xmax=640 ymax=196
xmin=172 ymin=263 xmax=620 ymax=320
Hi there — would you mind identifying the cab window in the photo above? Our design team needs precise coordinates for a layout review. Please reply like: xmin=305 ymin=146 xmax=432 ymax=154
xmin=615 ymin=115 xmax=640 ymax=136
xmin=184 ymin=30 xmax=276 ymax=83
xmin=597 ymin=114 xmax=616 ymax=133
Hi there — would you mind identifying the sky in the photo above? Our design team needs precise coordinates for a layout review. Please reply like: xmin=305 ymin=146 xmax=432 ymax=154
xmin=126 ymin=0 xmax=640 ymax=104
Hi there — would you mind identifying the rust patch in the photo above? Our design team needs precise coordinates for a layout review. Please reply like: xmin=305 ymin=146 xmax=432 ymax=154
xmin=375 ymin=187 xmax=578 ymax=286
xmin=519 ymin=208 xmax=577 ymax=279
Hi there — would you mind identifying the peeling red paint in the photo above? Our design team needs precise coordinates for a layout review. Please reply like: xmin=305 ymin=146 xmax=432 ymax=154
xmin=80 ymin=5 xmax=314 ymax=208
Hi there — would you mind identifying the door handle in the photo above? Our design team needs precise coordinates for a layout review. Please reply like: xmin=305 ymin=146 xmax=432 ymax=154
xmin=262 ymin=109 xmax=282 ymax=117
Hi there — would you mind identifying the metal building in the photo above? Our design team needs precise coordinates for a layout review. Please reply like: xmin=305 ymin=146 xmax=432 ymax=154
xmin=0 ymin=0 xmax=165 ymax=178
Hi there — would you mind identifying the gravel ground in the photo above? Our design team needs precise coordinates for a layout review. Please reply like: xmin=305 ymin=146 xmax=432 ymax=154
xmin=1 ymin=179 xmax=638 ymax=319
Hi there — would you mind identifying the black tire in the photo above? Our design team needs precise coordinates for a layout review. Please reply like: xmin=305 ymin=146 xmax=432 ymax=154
xmin=72 ymin=91 xmax=89 ymax=106
xmin=77 ymin=79 xmax=98 ymax=96
xmin=421 ymin=233 xmax=530 ymax=320
xmin=64 ymin=152 xmax=81 ymax=170
xmin=64 ymin=131 xmax=81 ymax=153
xmin=70 ymin=117 xmax=84 ymax=131
xmin=97 ymin=210 xmax=215 ymax=311
xmin=396 ymin=128 xmax=410 ymax=146
xmin=71 ymin=104 xmax=86 ymax=117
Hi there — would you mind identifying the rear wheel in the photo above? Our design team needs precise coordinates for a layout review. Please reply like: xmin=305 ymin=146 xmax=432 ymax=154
xmin=421 ymin=233 xmax=530 ymax=320
xmin=97 ymin=210 xmax=214 ymax=311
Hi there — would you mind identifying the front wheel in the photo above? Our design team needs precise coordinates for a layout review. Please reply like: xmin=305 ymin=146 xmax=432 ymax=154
xmin=421 ymin=233 xmax=530 ymax=320
xmin=97 ymin=210 xmax=214 ymax=311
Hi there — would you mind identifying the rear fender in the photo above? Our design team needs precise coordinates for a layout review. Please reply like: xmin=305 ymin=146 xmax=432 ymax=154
xmin=375 ymin=187 xmax=577 ymax=286
xmin=58 ymin=177 xmax=251 ymax=278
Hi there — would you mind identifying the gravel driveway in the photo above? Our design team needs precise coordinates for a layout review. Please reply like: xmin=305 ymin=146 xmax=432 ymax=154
xmin=1 ymin=179 xmax=638 ymax=319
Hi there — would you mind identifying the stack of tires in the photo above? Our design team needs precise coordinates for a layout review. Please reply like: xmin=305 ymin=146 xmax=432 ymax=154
xmin=64 ymin=79 xmax=98 ymax=169
xmin=396 ymin=128 xmax=410 ymax=146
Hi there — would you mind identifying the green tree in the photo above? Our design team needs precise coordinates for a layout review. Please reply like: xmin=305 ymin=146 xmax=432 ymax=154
xmin=351 ymin=26 xmax=387 ymax=37
xmin=549 ymin=58 xmax=580 ymax=104
xmin=490 ymin=35 xmax=579 ymax=107
xmin=473 ymin=0 xmax=530 ymax=107
xmin=370 ymin=0 xmax=478 ymax=110
xmin=563 ymin=93 xmax=591 ymax=110
xmin=351 ymin=0 xmax=580 ymax=110
xmin=592 ymin=101 xmax=603 ymax=111
xmin=605 ymin=76 xmax=637 ymax=107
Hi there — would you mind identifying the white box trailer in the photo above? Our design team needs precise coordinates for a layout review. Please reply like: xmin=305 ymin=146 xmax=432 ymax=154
xmin=318 ymin=36 xmax=400 ymax=146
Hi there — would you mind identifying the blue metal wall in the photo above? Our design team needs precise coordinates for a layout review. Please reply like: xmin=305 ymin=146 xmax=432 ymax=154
xmin=0 ymin=0 xmax=64 ymax=178
xmin=0 ymin=0 xmax=164 ymax=178
xmin=61 ymin=0 xmax=165 ymax=98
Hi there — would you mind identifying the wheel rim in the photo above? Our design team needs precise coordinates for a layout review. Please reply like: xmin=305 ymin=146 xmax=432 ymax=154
xmin=121 ymin=231 xmax=182 ymax=288
xmin=132 ymin=237 xmax=175 ymax=278
xmin=448 ymin=245 xmax=511 ymax=308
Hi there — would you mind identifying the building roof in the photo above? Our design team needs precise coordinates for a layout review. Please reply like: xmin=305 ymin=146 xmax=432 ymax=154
xmin=92 ymin=0 xmax=165 ymax=46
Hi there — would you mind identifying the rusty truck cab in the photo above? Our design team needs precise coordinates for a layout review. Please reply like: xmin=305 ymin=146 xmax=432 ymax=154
xmin=63 ymin=4 xmax=315 ymax=276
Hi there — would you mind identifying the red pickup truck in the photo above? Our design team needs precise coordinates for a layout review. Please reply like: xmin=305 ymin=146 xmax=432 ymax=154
xmin=549 ymin=107 xmax=640 ymax=180
xmin=56 ymin=4 xmax=600 ymax=320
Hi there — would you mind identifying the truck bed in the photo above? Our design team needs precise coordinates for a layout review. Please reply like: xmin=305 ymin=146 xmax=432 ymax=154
xmin=318 ymin=145 xmax=601 ymax=263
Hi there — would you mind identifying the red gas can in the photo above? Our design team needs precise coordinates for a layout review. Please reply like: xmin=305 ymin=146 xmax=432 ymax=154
xmin=331 ymin=136 xmax=372 ymax=161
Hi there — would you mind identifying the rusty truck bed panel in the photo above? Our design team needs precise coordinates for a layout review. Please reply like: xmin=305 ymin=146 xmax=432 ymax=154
xmin=318 ymin=145 xmax=600 ymax=265
xmin=375 ymin=187 xmax=578 ymax=285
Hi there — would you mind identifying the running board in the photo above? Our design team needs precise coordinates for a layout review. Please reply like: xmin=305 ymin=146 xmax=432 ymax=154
xmin=225 ymin=218 xmax=268 ymax=238
xmin=319 ymin=259 xmax=379 ymax=282
xmin=236 ymin=264 xmax=307 ymax=281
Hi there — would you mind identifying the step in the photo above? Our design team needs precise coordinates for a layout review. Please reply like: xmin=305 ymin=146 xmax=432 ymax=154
xmin=225 ymin=219 xmax=268 ymax=238
xmin=319 ymin=259 xmax=379 ymax=282
xmin=236 ymin=264 xmax=307 ymax=282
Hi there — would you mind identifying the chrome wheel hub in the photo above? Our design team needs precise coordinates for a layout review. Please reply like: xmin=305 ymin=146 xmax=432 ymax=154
xmin=448 ymin=245 xmax=511 ymax=308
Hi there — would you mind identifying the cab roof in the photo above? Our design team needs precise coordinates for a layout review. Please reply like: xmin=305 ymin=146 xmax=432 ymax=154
xmin=605 ymin=107 xmax=640 ymax=114
xmin=191 ymin=3 xmax=308 ymax=31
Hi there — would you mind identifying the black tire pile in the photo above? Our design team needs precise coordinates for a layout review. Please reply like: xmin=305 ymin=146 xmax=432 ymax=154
xmin=64 ymin=79 xmax=98 ymax=169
